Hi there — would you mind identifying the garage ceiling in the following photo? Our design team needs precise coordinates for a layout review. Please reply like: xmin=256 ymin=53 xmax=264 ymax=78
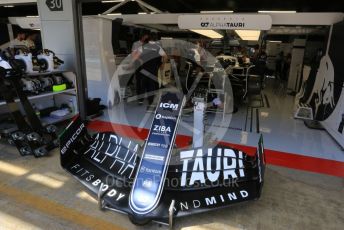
xmin=90 ymin=0 xmax=344 ymax=14
xmin=0 ymin=0 xmax=343 ymax=17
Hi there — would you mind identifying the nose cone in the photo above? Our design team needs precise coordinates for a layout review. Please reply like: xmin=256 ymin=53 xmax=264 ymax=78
xmin=130 ymin=188 xmax=156 ymax=210
xmin=129 ymin=175 xmax=161 ymax=214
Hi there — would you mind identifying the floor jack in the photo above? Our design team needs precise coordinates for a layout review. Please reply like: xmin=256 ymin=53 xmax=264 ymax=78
xmin=0 ymin=66 xmax=59 ymax=157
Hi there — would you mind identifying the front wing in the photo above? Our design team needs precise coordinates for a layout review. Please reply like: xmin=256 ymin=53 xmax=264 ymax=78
xmin=60 ymin=117 xmax=265 ymax=225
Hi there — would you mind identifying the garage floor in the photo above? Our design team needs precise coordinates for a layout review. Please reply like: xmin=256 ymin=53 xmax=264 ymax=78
xmin=0 ymin=144 xmax=343 ymax=230
xmin=87 ymin=81 xmax=344 ymax=178
xmin=101 ymin=81 xmax=344 ymax=163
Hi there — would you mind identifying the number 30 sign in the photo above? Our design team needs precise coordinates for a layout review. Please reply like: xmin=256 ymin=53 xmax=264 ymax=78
xmin=46 ymin=0 xmax=63 ymax=11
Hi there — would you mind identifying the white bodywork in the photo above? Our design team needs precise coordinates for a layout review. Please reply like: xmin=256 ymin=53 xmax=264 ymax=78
xmin=15 ymin=52 xmax=34 ymax=73
xmin=37 ymin=52 xmax=54 ymax=72
xmin=321 ymin=88 xmax=344 ymax=149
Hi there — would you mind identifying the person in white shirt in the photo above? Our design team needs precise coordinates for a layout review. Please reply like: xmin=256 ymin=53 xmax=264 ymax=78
xmin=131 ymin=32 xmax=149 ymax=53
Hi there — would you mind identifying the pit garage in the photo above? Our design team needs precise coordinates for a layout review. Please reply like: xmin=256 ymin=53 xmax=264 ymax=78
xmin=0 ymin=0 xmax=343 ymax=229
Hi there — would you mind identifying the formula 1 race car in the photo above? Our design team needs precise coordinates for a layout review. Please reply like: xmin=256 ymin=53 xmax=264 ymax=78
xmin=60 ymin=91 xmax=265 ymax=226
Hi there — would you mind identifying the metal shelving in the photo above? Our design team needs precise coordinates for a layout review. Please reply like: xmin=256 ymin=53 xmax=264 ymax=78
xmin=41 ymin=112 xmax=77 ymax=125
xmin=0 ymin=70 xmax=78 ymax=131
xmin=24 ymin=70 xmax=73 ymax=77
xmin=0 ymin=88 xmax=76 ymax=106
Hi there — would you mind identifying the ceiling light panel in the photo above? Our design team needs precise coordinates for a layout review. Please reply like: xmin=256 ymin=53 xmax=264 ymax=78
xmin=190 ymin=29 xmax=223 ymax=39
xmin=235 ymin=30 xmax=261 ymax=41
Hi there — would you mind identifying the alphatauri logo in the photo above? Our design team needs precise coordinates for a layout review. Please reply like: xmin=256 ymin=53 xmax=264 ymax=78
xmin=200 ymin=22 xmax=245 ymax=28
xmin=180 ymin=148 xmax=245 ymax=186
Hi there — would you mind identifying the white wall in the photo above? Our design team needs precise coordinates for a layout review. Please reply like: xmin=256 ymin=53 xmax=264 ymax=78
xmin=37 ymin=0 xmax=77 ymax=71
xmin=83 ymin=17 xmax=116 ymax=103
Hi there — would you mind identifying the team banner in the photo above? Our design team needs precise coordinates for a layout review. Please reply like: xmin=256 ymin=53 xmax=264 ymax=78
xmin=60 ymin=92 xmax=265 ymax=225
xmin=178 ymin=14 xmax=272 ymax=30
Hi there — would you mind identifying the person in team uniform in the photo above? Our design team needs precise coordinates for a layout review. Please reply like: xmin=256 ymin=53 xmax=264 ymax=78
xmin=131 ymin=32 xmax=150 ymax=104
xmin=131 ymin=32 xmax=149 ymax=53
xmin=134 ymin=33 xmax=167 ymax=108
xmin=12 ymin=27 xmax=26 ymax=48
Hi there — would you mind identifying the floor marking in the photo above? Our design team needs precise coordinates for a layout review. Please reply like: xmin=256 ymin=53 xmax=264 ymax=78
xmin=88 ymin=120 xmax=344 ymax=178
xmin=0 ymin=183 xmax=125 ymax=230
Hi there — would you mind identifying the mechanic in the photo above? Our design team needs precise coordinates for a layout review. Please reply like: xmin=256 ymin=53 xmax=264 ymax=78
xmin=131 ymin=31 xmax=150 ymax=104
xmin=131 ymin=31 xmax=149 ymax=53
xmin=134 ymin=33 xmax=167 ymax=109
